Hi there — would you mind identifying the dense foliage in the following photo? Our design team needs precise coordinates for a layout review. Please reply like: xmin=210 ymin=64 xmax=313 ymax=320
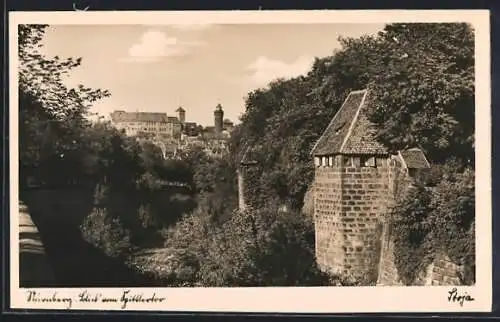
xmin=366 ymin=24 xmax=474 ymax=164
xmin=232 ymin=23 xmax=475 ymax=213
xmin=136 ymin=202 xmax=347 ymax=286
xmin=231 ymin=23 xmax=476 ymax=285
xmin=390 ymin=186 xmax=434 ymax=285
xmin=19 ymin=25 xmax=111 ymax=188
xmin=19 ymin=24 xmax=197 ymax=257
xmin=428 ymin=166 xmax=475 ymax=283
xmin=390 ymin=165 xmax=475 ymax=285
xmin=81 ymin=208 xmax=133 ymax=259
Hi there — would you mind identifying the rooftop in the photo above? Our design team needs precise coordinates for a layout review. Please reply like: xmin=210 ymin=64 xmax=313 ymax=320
xmin=399 ymin=148 xmax=431 ymax=169
xmin=110 ymin=111 xmax=170 ymax=123
xmin=240 ymin=144 xmax=260 ymax=166
xmin=311 ymin=89 xmax=387 ymax=156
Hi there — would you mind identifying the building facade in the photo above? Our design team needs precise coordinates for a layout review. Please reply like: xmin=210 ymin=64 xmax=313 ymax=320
xmin=223 ymin=119 xmax=234 ymax=133
xmin=110 ymin=111 xmax=182 ymax=139
xmin=110 ymin=104 xmax=235 ymax=160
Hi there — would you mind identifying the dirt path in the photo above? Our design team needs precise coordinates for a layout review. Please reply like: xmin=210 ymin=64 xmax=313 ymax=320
xmin=19 ymin=202 xmax=56 ymax=287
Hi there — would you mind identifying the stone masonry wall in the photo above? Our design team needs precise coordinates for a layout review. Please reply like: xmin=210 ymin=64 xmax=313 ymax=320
xmin=340 ymin=156 xmax=389 ymax=281
xmin=376 ymin=156 xmax=407 ymax=285
xmin=237 ymin=168 xmax=246 ymax=211
xmin=314 ymin=152 xmax=466 ymax=285
xmin=376 ymin=156 xmax=466 ymax=286
xmin=428 ymin=253 xmax=466 ymax=286
xmin=376 ymin=235 xmax=404 ymax=285
xmin=314 ymin=156 xmax=344 ymax=274
xmin=377 ymin=245 xmax=466 ymax=286
xmin=314 ymin=155 xmax=391 ymax=281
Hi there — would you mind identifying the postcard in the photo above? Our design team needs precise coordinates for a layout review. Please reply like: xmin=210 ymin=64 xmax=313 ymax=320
xmin=9 ymin=9 xmax=491 ymax=312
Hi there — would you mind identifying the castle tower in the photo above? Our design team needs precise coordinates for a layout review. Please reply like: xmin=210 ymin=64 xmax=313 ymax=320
xmin=238 ymin=145 xmax=258 ymax=211
xmin=237 ymin=169 xmax=246 ymax=210
xmin=214 ymin=103 xmax=224 ymax=134
xmin=310 ymin=89 xmax=390 ymax=280
xmin=176 ymin=106 xmax=186 ymax=123
xmin=310 ymin=89 xmax=430 ymax=282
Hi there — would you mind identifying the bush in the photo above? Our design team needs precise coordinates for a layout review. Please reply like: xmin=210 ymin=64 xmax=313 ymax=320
xmin=391 ymin=186 xmax=434 ymax=285
xmin=81 ymin=208 xmax=133 ymax=259
xmin=161 ymin=200 xmax=331 ymax=287
xmin=428 ymin=167 xmax=475 ymax=285
xmin=391 ymin=166 xmax=475 ymax=285
xmin=127 ymin=246 xmax=200 ymax=287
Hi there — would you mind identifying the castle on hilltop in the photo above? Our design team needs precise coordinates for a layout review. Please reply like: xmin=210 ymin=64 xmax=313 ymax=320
xmin=110 ymin=104 xmax=235 ymax=160
xmin=109 ymin=103 xmax=234 ymax=140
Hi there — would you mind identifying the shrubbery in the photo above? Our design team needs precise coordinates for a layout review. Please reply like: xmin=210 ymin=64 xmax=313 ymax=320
xmin=132 ymin=200 xmax=331 ymax=287
xmin=148 ymin=197 xmax=374 ymax=286
xmin=81 ymin=208 xmax=133 ymax=259
xmin=391 ymin=166 xmax=475 ymax=285
xmin=428 ymin=167 xmax=475 ymax=284
xmin=391 ymin=186 xmax=434 ymax=285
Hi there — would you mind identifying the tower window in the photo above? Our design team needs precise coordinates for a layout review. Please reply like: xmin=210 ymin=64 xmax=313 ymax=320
xmin=408 ymin=168 xmax=417 ymax=177
xmin=361 ymin=156 xmax=376 ymax=167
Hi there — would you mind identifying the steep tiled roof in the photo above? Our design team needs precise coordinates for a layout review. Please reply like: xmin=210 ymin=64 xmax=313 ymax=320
xmin=311 ymin=89 xmax=387 ymax=156
xmin=110 ymin=111 xmax=169 ymax=123
xmin=240 ymin=144 xmax=259 ymax=165
xmin=399 ymin=148 xmax=430 ymax=169
xmin=342 ymin=109 xmax=388 ymax=155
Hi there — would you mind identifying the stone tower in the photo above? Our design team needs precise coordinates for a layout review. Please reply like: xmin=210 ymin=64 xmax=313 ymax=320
xmin=237 ymin=145 xmax=258 ymax=211
xmin=176 ymin=106 xmax=185 ymax=123
xmin=214 ymin=104 xmax=224 ymax=134
xmin=310 ymin=89 xmax=430 ymax=281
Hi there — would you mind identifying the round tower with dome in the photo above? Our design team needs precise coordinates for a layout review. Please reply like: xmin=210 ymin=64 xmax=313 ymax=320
xmin=214 ymin=103 xmax=224 ymax=134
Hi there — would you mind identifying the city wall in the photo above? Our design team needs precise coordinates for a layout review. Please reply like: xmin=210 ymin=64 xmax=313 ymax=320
xmin=313 ymin=155 xmax=465 ymax=285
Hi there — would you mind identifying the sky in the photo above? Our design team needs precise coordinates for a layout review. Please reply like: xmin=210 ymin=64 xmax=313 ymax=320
xmin=40 ymin=23 xmax=385 ymax=126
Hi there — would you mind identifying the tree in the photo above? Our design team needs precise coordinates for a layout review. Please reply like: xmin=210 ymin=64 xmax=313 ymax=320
xmin=390 ymin=165 xmax=475 ymax=286
xmin=19 ymin=25 xmax=110 ymax=124
xmin=233 ymin=76 xmax=338 ymax=210
xmin=19 ymin=24 xmax=111 ymax=186
xmin=390 ymin=186 xmax=434 ymax=285
xmin=427 ymin=167 xmax=475 ymax=284
xmin=197 ymin=205 xmax=332 ymax=286
xmin=232 ymin=23 xmax=475 ymax=214
xmin=162 ymin=202 xmax=329 ymax=287
xmin=227 ymin=23 xmax=475 ymax=288
xmin=363 ymin=23 xmax=474 ymax=165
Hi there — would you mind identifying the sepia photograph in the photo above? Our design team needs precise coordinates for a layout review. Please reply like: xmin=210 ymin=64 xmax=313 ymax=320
xmin=10 ymin=10 xmax=491 ymax=312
